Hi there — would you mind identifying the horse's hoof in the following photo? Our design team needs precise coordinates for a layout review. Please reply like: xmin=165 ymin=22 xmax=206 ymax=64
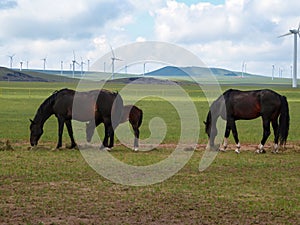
xmin=255 ymin=149 xmax=265 ymax=154
xmin=133 ymin=147 xmax=139 ymax=152
xmin=28 ymin=146 xmax=37 ymax=151
xmin=235 ymin=149 xmax=240 ymax=154
xmin=206 ymin=144 xmax=220 ymax=151
xmin=66 ymin=144 xmax=77 ymax=149
xmin=100 ymin=146 xmax=111 ymax=151
xmin=219 ymin=148 xmax=226 ymax=152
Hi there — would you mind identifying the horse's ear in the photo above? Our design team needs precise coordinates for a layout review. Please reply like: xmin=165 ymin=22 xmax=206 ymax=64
xmin=29 ymin=119 xmax=34 ymax=124
xmin=203 ymin=121 xmax=207 ymax=125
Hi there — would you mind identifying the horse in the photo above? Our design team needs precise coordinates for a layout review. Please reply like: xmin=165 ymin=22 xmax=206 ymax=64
xmin=30 ymin=88 xmax=123 ymax=149
xmin=204 ymin=89 xmax=289 ymax=153
xmin=86 ymin=104 xmax=143 ymax=151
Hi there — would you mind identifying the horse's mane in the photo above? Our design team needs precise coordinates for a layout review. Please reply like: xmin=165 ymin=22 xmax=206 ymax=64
xmin=35 ymin=88 xmax=70 ymax=119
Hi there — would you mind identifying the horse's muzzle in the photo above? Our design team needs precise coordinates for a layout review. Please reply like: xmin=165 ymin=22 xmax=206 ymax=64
xmin=30 ymin=140 xmax=38 ymax=147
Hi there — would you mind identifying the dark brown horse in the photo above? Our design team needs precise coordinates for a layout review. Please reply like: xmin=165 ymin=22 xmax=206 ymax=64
xmin=86 ymin=105 xmax=143 ymax=151
xmin=204 ymin=89 xmax=289 ymax=153
xmin=30 ymin=88 xmax=123 ymax=149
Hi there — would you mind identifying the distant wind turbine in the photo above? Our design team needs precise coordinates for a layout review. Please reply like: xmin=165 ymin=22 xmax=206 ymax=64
xmin=20 ymin=61 xmax=23 ymax=71
xmin=110 ymin=45 xmax=122 ymax=79
xmin=61 ymin=61 xmax=64 ymax=76
xmin=72 ymin=51 xmax=80 ymax=78
xmin=41 ymin=57 xmax=47 ymax=71
xmin=8 ymin=54 xmax=15 ymax=69
xmin=87 ymin=59 xmax=90 ymax=72
xmin=278 ymin=22 xmax=300 ymax=88
xmin=80 ymin=57 xmax=85 ymax=77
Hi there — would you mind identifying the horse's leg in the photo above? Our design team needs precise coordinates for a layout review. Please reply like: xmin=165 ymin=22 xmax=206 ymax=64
xmin=101 ymin=123 xmax=109 ymax=149
xmin=133 ymin=126 xmax=140 ymax=151
xmin=257 ymin=118 xmax=271 ymax=153
xmin=86 ymin=117 xmax=102 ymax=143
xmin=230 ymin=120 xmax=241 ymax=153
xmin=220 ymin=122 xmax=231 ymax=151
xmin=56 ymin=116 xmax=65 ymax=149
xmin=65 ymin=120 xmax=77 ymax=149
xmin=101 ymin=122 xmax=114 ymax=150
xmin=108 ymin=125 xmax=114 ymax=148
xmin=271 ymin=120 xmax=279 ymax=153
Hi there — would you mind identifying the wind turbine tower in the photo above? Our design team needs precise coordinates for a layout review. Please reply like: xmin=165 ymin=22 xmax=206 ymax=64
xmin=110 ymin=45 xmax=122 ymax=79
xmin=72 ymin=51 xmax=79 ymax=78
xmin=20 ymin=61 xmax=23 ymax=71
xmin=61 ymin=61 xmax=64 ymax=76
xmin=279 ymin=22 xmax=300 ymax=88
xmin=41 ymin=57 xmax=47 ymax=71
xmin=8 ymin=54 xmax=15 ymax=69
xmin=80 ymin=57 xmax=85 ymax=77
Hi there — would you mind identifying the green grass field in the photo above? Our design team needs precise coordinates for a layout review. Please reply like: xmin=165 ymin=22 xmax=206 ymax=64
xmin=0 ymin=81 xmax=299 ymax=224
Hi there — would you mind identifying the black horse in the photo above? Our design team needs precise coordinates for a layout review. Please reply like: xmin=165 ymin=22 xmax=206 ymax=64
xmin=86 ymin=104 xmax=143 ymax=151
xmin=204 ymin=89 xmax=289 ymax=153
xmin=30 ymin=88 xmax=123 ymax=149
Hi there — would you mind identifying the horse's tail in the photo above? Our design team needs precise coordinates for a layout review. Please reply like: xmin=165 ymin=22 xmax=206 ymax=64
xmin=278 ymin=95 xmax=290 ymax=145
xmin=111 ymin=92 xmax=124 ymax=130
xmin=137 ymin=108 xmax=143 ymax=128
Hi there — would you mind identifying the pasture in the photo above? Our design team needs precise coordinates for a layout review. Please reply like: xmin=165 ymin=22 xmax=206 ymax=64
xmin=0 ymin=81 xmax=299 ymax=224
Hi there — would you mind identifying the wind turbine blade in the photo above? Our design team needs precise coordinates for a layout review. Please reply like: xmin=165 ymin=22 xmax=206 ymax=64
xmin=278 ymin=32 xmax=292 ymax=38
xmin=109 ymin=44 xmax=115 ymax=58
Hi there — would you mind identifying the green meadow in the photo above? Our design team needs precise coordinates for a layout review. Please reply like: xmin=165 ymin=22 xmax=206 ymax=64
xmin=0 ymin=80 xmax=299 ymax=224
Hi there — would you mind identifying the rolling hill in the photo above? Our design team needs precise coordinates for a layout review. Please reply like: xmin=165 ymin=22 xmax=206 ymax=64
xmin=0 ymin=66 xmax=294 ymax=86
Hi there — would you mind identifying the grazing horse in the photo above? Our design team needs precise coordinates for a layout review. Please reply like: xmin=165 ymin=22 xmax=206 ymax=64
xmin=30 ymin=88 xmax=123 ymax=149
xmin=204 ymin=89 xmax=289 ymax=153
xmin=86 ymin=105 xmax=143 ymax=151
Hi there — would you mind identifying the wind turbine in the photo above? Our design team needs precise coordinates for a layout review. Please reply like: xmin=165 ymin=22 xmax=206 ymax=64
xmin=61 ymin=60 xmax=64 ymax=76
xmin=110 ymin=45 xmax=122 ymax=79
xmin=278 ymin=22 xmax=300 ymax=88
xmin=87 ymin=59 xmax=90 ymax=72
xmin=20 ymin=61 xmax=23 ymax=71
xmin=80 ymin=57 xmax=85 ymax=77
xmin=41 ymin=57 xmax=47 ymax=71
xmin=71 ymin=51 xmax=79 ymax=78
xmin=8 ymin=54 xmax=15 ymax=69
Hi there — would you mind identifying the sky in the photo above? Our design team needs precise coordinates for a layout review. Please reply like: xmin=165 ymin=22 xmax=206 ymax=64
xmin=0 ymin=0 xmax=299 ymax=77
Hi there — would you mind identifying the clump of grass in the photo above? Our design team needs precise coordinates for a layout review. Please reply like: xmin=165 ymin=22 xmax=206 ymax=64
xmin=0 ymin=139 xmax=14 ymax=151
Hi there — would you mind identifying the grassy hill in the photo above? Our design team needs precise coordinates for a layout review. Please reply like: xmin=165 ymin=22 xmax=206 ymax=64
xmin=0 ymin=66 xmax=296 ymax=87
xmin=145 ymin=66 xmax=295 ymax=86
xmin=0 ymin=67 xmax=78 ymax=82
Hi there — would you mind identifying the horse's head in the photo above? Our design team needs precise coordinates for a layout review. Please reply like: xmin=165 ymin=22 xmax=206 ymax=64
xmin=86 ymin=122 xmax=95 ymax=143
xmin=204 ymin=110 xmax=211 ymax=136
xmin=204 ymin=110 xmax=218 ymax=147
xmin=29 ymin=119 xmax=43 ymax=146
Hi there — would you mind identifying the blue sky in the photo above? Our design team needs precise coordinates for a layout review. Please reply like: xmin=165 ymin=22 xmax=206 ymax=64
xmin=0 ymin=0 xmax=299 ymax=77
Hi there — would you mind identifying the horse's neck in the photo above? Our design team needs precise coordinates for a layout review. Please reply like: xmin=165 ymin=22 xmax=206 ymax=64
xmin=211 ymin=97 xmax=226 ymax=119
xmin=33 ymin=105 xmax=53 ymax=126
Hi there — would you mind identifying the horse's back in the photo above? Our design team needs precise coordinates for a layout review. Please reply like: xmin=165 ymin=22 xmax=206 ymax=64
xmin=224 ymin=89 xmax=283 ymax=120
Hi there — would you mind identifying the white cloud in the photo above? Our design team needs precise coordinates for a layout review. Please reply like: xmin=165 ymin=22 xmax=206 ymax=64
xmin=0 ymin=0 xmax=300 ymax=77
xmin=0 ymin=0 xmax=135 ymax=69
xmin=152 ymin=0 xmax=300 ymax=76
